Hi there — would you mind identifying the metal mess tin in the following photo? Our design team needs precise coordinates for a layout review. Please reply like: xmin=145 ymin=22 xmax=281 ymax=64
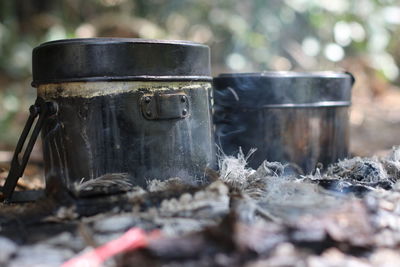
xmin=213 ymin=71 xmax=354 ymax=173
xmin=3 ymin=38 xmax=215 ymax=200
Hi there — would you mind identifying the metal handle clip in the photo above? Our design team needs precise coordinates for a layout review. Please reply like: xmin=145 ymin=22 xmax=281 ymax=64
xmin=140 ymin=92 xmax=190 ymax=120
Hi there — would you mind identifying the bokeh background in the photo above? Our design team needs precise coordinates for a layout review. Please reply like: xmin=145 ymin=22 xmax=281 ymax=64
xmin=0 ymin=0 xmax=399 ymax=179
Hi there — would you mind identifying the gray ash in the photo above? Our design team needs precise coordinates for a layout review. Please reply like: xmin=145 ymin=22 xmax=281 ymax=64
xmin=302 ymin=147 xmax=400 ymax=196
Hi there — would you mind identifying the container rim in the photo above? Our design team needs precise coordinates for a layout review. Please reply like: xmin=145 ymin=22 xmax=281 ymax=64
xmin=32 ymin=75 xmax=212 ymax=87
xmin=35 ymin=38 xmax=208 ymax=49
xmin=217 ymin=71 xmax=352 ymax=79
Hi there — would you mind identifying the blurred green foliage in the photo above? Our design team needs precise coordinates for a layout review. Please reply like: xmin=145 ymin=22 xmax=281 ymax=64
xmin=0 ymin=0 xmax=399 ymax=147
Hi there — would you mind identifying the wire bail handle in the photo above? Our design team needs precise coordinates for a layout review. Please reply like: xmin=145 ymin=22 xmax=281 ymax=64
xmin=2 ymin=97 xmax=57 ymax=203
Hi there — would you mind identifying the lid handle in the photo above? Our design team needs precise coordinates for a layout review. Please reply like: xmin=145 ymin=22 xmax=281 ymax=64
xmin=1 ymin=98 xmax=57 ymax=203
xmin=345 ymin=71 xmax=356 ymax=86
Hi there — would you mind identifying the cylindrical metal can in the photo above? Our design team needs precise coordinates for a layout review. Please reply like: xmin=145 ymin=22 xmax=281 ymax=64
xmin=31 ymin=38 xmax=215 ymax=194
xmin=213 ymin=72 xmax=354 ymax=173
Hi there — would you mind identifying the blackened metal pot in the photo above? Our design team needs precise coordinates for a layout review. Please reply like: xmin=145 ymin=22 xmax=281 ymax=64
xmin=213 ymin=72 xmax=354 ymax=173
xmin=3 ymin=38 xmax=215 ymax=200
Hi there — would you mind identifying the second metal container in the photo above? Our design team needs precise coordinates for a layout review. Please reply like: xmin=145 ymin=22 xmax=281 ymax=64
xmin=213 ymin=72 xmax=354 ymax=173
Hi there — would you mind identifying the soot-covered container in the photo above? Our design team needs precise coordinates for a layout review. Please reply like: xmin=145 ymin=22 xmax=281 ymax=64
xmin=213 ymin=72 xmax=354 ymax=173
xmin=3 ymin=38 xmax=215 ymax=199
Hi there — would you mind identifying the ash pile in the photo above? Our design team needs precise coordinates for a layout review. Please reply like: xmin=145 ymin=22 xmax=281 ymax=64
xmin=2 ymin=148 xmax=400 ymax=266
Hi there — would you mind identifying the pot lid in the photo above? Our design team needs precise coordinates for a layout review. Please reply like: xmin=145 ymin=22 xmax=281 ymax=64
xmin=213 ymin=71 xmax=354 ymax=108
xmin=32 ymin=38 xmax=211 ymax=86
